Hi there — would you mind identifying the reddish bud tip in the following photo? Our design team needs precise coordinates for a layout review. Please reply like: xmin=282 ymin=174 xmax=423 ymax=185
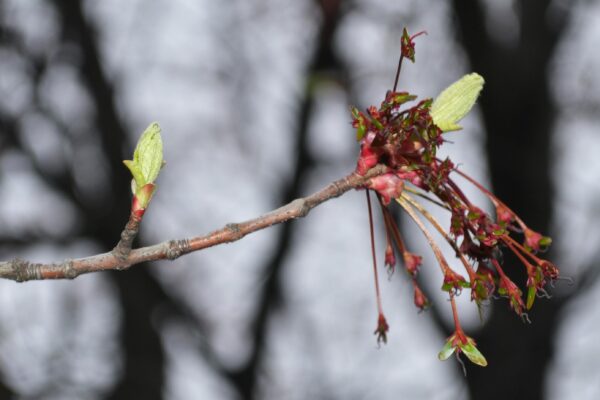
xmin=539 ymin=260 xmax=559 ymax=280
xmin=374 ymin=313 xmax=390 ymax=345
xmin=498 ymin=275 xmax=525 ymax=316
xmin=524 ymin=228 xmax=543 ymax=251
xmin=384 ymin=243 xmax=396 ymax=271
xmin=442 ymin=269 xmax=468 ymax=294
xmin=413 ymin=283 xmax=430 ymax=311
xmin=471 ymin=264 xmax=495 ymax=302
xmin=400 ymin=28 xmax=426 ymax=62
xmin=131 ymin=196 xmax=147 ymax=218
xmin=524 ymin=228 xmax=552 ymax=252
xmin=403 ymin=251 xmax=422 ymax=276
xmin=495 ymin=204 xmax=514 ymax=225
xmin=356 ymin=132 xmax=379 ymax=175
xmin=367 ymin=105 xmax=380 ymax=119
xmin=367 ymin=173 xmax=404 ymax=205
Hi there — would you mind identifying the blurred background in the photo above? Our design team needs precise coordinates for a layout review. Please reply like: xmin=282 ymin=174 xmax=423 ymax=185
xmin=1 ymin=0 xmax=600 ymax=399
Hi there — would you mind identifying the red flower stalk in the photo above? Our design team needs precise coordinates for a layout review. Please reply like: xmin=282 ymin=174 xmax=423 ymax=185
xmin=366 ymin=190 xmax=389 ymax=345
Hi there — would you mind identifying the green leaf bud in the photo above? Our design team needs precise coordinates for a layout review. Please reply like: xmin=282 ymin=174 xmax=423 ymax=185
xmin=431 ymin=73 xmax=484 ymax=132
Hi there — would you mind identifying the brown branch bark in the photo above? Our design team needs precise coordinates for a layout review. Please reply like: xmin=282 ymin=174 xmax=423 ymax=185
xmin=112 ymin=212 xmax=143 ymax=261
xmin=0 ymin=166 xmax=385 ymax=282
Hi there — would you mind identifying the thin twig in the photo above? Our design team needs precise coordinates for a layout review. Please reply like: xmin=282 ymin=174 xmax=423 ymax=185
xmin=112 ymin=211 xmax=143 ymax=261
xmin=0 ymin=166 xmax=387 ymax=282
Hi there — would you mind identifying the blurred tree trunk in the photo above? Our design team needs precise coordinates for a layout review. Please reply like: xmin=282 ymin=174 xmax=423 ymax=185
xmin=450 ymin=2 xmax=571 ymax=399
xmin=50 ymin=1 xmax=166 ymax=398
xmin=224 ymin=1 xmax=345 ymax=398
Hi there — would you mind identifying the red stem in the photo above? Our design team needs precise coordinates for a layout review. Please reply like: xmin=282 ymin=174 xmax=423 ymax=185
xmin=366 ymin=190 xmax=384 ymax=314
xmin=401 ymin=194 xmax=476 ymax=281
xmin=491 ymin=258 xmax=508 ymax=280
xmin=392 ymin=55 xmax=404 ymax=92
xmin=397 ymin=196 xmax=451 ymax=274
xmin=503 ymin=234 xmax=543 ymax=264
xmin=378 ymin=198 xmax=407 ymax=254
xmin=449 ymin=293 xmax=462 ymax=332
xmin=504 ymin=239 xmax=535 ymax=275
xmin=453 ymin=168 xmax=528 ymax=230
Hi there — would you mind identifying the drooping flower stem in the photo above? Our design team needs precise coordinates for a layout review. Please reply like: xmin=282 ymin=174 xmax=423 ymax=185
xmin=377 ymin=195 xmax=399 ymax=271
xmin=446 ymin=177 xmax=474 ymax=208
xmin=449 ymin=293 xmax=463 ymax=331
xmin=378 ymin=199 xmax=407 ymax=254
xmin=503 ymin=234 xmax=547 ymax=266
xmin=396 ymin=196 xmax=451 ymax=275
xmin=503 ymin=239 xmax=536 ymax=275
xmin=490 ymin=258 xmax=508 ymax=281
xmin=392 ymin=54 xmax=404 ymax=92
xmin=453 ymin=168 xmax=527 ymax=229
xmin=367 ymin=190 xmax=390 ymax=343
xmin=404 ymin=187 xmax=451 ymax=211
xmin=401 ymin=193 xmax=476 ymax=280
xmin=366 ymin=190 xmax=384 ymax=315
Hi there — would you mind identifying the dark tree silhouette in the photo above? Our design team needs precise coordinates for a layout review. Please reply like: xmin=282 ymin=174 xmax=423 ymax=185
xmin=450 ymin=2 xmax=575 ymax=399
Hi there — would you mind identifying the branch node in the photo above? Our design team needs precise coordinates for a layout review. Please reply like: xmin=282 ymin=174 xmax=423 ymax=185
xmin=62 ymin=259 xmax=77 ymax=279
xmin=166 ymin=239 xmax=191 ymax=260
xmin=115 ymin=263 xmax=131 ymax=271
xmin=294 ymin=199 xmax=310 ymax=217
xmin=226 ymin=223 xmax=241 ymax=233
xmin=12 ymin=258 xmax=42 ymax=282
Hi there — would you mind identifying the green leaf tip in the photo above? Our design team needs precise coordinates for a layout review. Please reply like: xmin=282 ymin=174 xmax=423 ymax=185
xmin=461 ymin=340 xmax=488 ymax=367
xmin=124 ymin=122 xmax=164 ymax=194
xmin=438 ymin=339 xmax=456 ymax=361
xmin=431 ymin=73 xmax=484 ymax=132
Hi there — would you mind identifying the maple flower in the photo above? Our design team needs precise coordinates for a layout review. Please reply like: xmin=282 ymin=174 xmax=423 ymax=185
xmin=438 ymin=294 xmax=487 ymax=367
xmin=412 ymin=281 xmax=430 ymax=311
xmin=352 ymin=28 xmax=561 ymax=366
xmin=438 ymin=330 xmax=488 ymax=367
xmin=403 ymin=251 xmax=422 ymax=276
xmin=384 ymin=243 xmax=396 ymax=270
xmin=374 ymin=313 xmax=390 ymax=345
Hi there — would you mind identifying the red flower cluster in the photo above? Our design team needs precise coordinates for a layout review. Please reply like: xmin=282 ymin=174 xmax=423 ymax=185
xmin=354 ymin=29 xmax=561 ymax=366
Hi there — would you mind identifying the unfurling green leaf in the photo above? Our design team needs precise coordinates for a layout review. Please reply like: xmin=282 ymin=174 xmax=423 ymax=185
xmin=438 ymin=334 xmax=488 ymax=367
xmin=526 ymin=285 xmax=537 ymax=310
xmin=123 ymin=122 xmax=164 ymax=194
xmin=123 ymin=160 xmax=145 ymax=191
xmin=461 ymin=340 xmax=488 ymax=367
xmin=134 ymin=122 xmax=163 ymax=184
xmin=539 ymin=236 xmax=553 ymax=247
xmin=431 ymin=73 xmax=484 ymax=132
xmin=438 ymin=339 xmax=456 ymax=361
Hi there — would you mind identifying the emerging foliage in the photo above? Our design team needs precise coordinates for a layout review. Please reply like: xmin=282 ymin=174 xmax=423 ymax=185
xmin=123 ymin=122 xmax=164 ymax=212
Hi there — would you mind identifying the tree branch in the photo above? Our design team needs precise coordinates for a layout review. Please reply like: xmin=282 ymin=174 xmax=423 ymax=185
xmin=0 ymin=166 xmax=386 ymax=282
